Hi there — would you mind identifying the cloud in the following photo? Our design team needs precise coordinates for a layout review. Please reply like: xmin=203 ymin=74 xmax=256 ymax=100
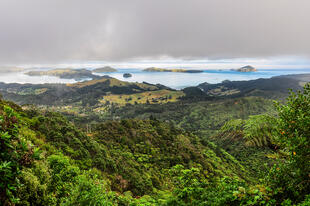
xmin=0 ymin=0 xmax=309 ymax=64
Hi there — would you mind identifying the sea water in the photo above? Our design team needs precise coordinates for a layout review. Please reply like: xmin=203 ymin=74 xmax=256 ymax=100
xmin=94 ymin=68 xmax=310 ymax=89
xmin=0 ymin=68 xmax=310 ymax=89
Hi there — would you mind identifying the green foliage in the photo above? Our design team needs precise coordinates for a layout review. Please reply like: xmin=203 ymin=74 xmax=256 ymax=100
xmin=168 ymin=165 xmax=207 ymax=204
xmin=243 ymin=115 xmax=278 ymax=147
xmin=215 ymin=115 xmax=279 ymax=179
xmin=219 ymin=114 xmax=278 ymax=148
xmin=0 ymin=105 xmax=31 ymax=204
xmin=0 ymin=82 xmax=309 ymax=205
xmin=265 ymin=83 xmax=310 ymax=203
xmin=165 ymin=175 xmax=276 ymax=206
xmin=92 ymin=119 xmax=244 ymax=196
xmin=98 ymin=96 xmax=275 ymax=139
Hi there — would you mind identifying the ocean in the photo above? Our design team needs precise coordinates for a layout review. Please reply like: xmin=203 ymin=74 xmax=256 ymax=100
xmin=1 ymin=68 xmax=310 ymax=89
xmin=95 ymin=68 xmax=310 ymax=89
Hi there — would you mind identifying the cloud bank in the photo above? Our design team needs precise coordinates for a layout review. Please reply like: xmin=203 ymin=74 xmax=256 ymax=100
xmin=0 ymin=0 xmax=309 ymax=64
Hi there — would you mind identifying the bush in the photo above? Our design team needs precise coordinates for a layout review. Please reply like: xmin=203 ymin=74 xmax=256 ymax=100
xmin=266 ymin=83 xmax=310 ymax=203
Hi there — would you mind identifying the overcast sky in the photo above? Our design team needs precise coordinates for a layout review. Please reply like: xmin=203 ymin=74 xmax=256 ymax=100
xmin=0 ymin=0 xmax=310 ymax=64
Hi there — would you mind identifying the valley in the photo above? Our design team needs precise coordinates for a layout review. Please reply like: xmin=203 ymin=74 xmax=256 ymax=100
xmin=0 ymin=73 xmax=309 ymax=205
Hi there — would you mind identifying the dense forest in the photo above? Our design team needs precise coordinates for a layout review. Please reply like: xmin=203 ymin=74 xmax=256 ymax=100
xmin=0 ymin=77 xmax=309 ymax=205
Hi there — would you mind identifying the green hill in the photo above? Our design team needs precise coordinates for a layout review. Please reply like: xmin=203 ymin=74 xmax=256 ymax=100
xmin=0 ymin=97 xmax=248 ymax=205
xmin=25 ymin=68 xmax=99 ymax=80
xmin=93 ymin=66 xmax=117 ymax=73
xmin=0 ymin=75 xmax=310 ymax=205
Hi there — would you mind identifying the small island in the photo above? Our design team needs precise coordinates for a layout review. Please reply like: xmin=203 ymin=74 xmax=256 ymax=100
xmin=231 ymin=65 xmax=257 ymax=72
xmin=143 ymin=67 xmax=203 ymax=73
xmin=93 ymin=66 xmax=117 ymax=73
xmin=123 ymin=73 xmax=132 ymax=78
xmin=25 ymin=68 xmax=100 ymax=80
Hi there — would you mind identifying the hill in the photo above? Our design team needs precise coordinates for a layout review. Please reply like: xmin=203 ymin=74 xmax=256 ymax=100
xmin=195 ymin=73 xmax=310 ymax=98
xmin=0 ymin=75 xmax=309 ymax=205
xmin=231 ymin=65 xmax=257 ymax=72
xmin=93 ymin=66 xmax=117 ymax=73
xmin=25 ymin=68 xmax=100 ymax=80
xmin=0 ymin=77 xmax=171 ymax=106
xmin=0 ymin=97 xmax=247 ymax=205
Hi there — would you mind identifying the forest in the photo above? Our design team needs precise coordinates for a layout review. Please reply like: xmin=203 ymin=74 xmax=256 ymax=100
xmin=0 ymin=77 xmax=309 ymax=205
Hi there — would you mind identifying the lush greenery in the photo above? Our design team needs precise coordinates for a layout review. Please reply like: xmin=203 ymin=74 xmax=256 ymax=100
xmin=0 ymin=79 xmax=309 ymax=205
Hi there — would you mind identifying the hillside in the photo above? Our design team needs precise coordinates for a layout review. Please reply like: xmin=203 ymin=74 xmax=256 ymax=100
xmin=93 ymin=66 xmax=117 ymax=73
xmin=0 ymin=77 xmax=309 ymax=205
xmin=0 ymin=77 xmax=171 ymax=106
xmin=231 ymin=65 xmax=257 ymax=72
xmin=0 ymin=97 xmax=248 ymax=205
xmin=195 ymin=73 xmax=309 ymax=98
xmin=25 ymin=68 xmax=100 ymax=80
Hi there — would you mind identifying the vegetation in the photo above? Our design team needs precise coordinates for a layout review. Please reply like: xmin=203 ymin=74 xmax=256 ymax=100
xmin=100 ymin=89 xmax=184 ymax=106
xmin=0 ymin=97 xmax=246 ymax=205
xmin=100 ymin=96 xmax=275 ymax=138
xmin=231 ymin=65 xmax=257 ymax=72
xmin=25 ymin=68 xmax=100 ymax=80
xmin=93 ymin=66 xmax=118 ymax=73
xmin=0 ymin=76 xmax=309 ymax=205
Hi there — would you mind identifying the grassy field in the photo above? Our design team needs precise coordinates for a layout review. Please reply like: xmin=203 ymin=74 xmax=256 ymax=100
xmin=67 ymin=77 xmax=159 ymax=90
xmin=17 ymin=88 xmax=48 ymax=95
xmin=100 ymin=89 xmax=184 ymax=105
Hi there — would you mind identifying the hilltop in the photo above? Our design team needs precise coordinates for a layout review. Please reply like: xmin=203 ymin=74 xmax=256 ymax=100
xmin=25 ymin=68 xmax=100 ymax=80
xmin=0 ymin=76 xmax=173 ymax=106
xmin=231 ymin=65 xmax=257 ymax=72
xmin=194 ymin=73 xmax=309 ymax=98
xmin=93 ymin=66 xmax=117 ymax=73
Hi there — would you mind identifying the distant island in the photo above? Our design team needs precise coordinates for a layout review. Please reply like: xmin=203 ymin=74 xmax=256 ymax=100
xmin=231 ymin=65 xmax=257 ymax=72
xmin=123 ymin=73 xmax=132 ymax=78
xmin=25 ymin=68 xmax=100 ymax=80
xmin=93 ymin=66 xmax=117 ymax=73
xmin=0 ymin=67 xmax=24 ymax=73
xmin=143 ymin=67 xmax=203 ymax=73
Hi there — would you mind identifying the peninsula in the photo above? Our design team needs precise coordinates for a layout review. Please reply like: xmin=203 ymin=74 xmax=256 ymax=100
xmin=25 ymin=68 xmax=100 ymax=80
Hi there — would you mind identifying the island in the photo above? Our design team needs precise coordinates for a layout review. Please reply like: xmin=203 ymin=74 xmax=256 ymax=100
xmin=231 ymin=65 xmax=257 ymax=72
xmin=143 ymin=67 xmax=203 ymax=73
xmin=25 ymin=68 xmax=100 ymax=80
xmin=123 ymin=73 xmax=132 ymax=78
xmin=0 ymin=67 xmax=24 ymax=73
xmin=93 ymin=66 xmax=117 ymax=73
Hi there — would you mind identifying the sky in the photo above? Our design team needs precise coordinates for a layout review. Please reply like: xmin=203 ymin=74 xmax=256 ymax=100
xmin=0 ymin=0 xmax=310 ymax=65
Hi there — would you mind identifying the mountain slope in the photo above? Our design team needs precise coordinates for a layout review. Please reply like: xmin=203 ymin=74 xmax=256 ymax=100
xmin=0 ymin=77 xmax=170 ymax=106
xmin=0 ymin=97 xmax=248 ymax=204
xmin=196 ymin=74 xmax=310 ymax=98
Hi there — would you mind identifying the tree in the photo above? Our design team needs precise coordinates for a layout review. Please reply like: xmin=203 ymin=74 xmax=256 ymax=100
xmin=268 ymin=83 xmax=310 ymax=202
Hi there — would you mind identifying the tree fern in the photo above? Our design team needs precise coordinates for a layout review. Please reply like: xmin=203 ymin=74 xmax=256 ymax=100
xmin=219 ymin=114 xmax=278 ymax=148
xmin=243 ymin=115 xmax=278 ymax=147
